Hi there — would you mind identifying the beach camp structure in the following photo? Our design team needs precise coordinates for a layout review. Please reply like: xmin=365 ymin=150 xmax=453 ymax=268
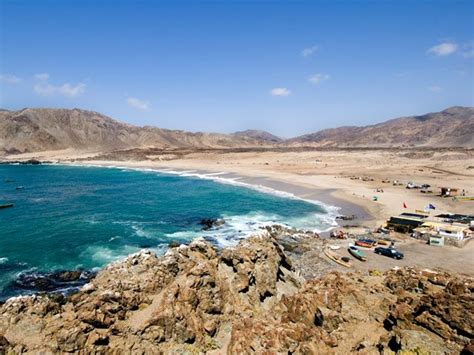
xmin=440 ymin=187 xmax=459 ymax=197
xmin=414 ymin=222 xmax=469 ymax=241
xmin=386 ymin=212 xmax=428 ymax=233
xmin=412 ymin=214 xmax=473 ymax=246
xmin=435 ymin=213 xmax=474 ymax=227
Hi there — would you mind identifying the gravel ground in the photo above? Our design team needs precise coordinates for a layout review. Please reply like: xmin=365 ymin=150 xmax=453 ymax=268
xmin=315 ymin=236 xmax=474 ymax=277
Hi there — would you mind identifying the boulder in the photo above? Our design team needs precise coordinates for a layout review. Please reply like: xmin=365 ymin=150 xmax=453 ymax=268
xmin=199 ymin=218 xmax=225 ymax=231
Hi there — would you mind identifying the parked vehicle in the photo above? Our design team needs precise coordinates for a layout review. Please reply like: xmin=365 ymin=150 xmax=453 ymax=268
xmin=374 ymin=247 xmax=404 ymax=259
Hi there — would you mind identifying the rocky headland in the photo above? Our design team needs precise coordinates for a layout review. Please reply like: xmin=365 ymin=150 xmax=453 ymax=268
xmin=0 ymin=229 xmax=472 ymax=354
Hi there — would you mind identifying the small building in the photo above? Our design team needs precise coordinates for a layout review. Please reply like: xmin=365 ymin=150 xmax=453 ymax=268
xmin=420 ymin=221 xmax=468 ymax=241
xmin=387 ymin=212 xmax=428 ymax=233
xmin=440 ymin=187 xmax=459 ymax=197
xmin=435 ymin=213 xmax=474 ymax=227
xmin=413 ymin=220 xmax=471 ymax=247
xmin=413 ymin=226 xmax=442 ymax=245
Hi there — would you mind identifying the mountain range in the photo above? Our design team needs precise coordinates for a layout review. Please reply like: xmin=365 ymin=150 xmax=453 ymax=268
xmin=0 ymin=106 xmax=472 ymax=155
xmin=286 ymin=106 xmax=474 ymax=148
xmin=0 ymin=108 xmax=266 ymax=155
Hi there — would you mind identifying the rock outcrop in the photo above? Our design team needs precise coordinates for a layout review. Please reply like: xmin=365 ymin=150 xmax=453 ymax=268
xmin=0 ymin=234 xmax=472 ymax=354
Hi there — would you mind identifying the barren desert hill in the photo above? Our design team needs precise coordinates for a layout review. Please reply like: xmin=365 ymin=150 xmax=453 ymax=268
xmin=1 ymin=106 xmax=473 ymax=155
xmin=232 ymin=129 xmax=283 ymax=143
xmin=0 ymin=108 xmax=269 ymax=154
xmin=287 ymin=106 xmax=474 ymax=148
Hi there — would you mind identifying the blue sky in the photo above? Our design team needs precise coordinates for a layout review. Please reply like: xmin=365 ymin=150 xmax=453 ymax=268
xmin=1 ymin=0 xmax=473 ymax=137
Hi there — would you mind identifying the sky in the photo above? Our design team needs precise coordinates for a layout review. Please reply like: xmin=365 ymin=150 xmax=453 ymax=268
xmin=0 ymin=0 xmax=473 ymax=137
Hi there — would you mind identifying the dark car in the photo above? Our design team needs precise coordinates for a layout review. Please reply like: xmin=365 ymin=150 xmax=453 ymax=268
xmin=374 ymin=247 xmax=404 ymax=259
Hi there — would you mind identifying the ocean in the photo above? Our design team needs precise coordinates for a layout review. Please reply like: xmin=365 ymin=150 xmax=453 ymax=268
xmin=0 ymin=164 xmax=337 ymax=299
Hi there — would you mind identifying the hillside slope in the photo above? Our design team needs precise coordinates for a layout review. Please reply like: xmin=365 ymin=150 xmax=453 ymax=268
xmin=0 ymin=108 xmax=268 ymax=154
xmin=287 ymin=106 xmax=474 ymax=148
xmin=1 ymin=106 xmax=473 ymax=155
xmin=232 ymin=129 xmax=282 ymax=143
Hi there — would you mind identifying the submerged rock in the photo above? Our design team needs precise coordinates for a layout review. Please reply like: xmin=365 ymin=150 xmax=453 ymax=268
xmin=199 ymin=218 xmax=225 ymax=231
xmin=0 ymin=233 xmax=471 ymax=353
xmin=5 ymin=269 xmax=95 ymax=296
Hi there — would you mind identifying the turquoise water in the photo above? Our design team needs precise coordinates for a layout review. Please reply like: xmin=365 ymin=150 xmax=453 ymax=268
xmin=0 ymin=164 xmax=335 ymax=299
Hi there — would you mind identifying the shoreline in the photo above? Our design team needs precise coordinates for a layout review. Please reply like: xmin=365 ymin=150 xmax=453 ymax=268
xmin=65 ymin=161 xmax=371 ymax=229
xmin=6 ymin=147 xmax=473 ymax=229
xmin=0 ymin=161 xmax=347 ymax=300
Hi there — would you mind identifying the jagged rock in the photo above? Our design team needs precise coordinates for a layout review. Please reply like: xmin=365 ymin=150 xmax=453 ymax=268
xmin=0 ymin=234 xmax=472 ymax=353
xmin=199 ymin=218 xmax=225 ymax=231
xmin=10 ymin=269 xmax=94 ymax=295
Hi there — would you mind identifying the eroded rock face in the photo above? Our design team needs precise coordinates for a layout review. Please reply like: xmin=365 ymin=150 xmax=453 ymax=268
xmin=0 ymin=235 xmax=302 ymax=353
xmin=0 ymin=234 xmax=472 ymax=354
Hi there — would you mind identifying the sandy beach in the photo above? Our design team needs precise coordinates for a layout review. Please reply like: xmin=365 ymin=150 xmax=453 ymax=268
xmin=7 ymin=147 xmax=474 ymax=225
xmin=38 ymin=148 xmax=471 ymax=226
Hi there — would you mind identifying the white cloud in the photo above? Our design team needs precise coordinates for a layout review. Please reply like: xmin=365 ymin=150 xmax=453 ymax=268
xmin=428 ymin=85 xmax=442 ymax=92
xmin=0 ymin=74 xmax=21 ymax=84
xmin=58 ymin=83 xmax=86 ymax=97
xmin=34 ymin=83 xmax=56 ymax=96
xmin=270 ymin=87 xmax=291 ymax=97
xmin=308 ymin=73 xmax=330 ymax=85
xmin=34 ymin=73 xmax=50 ymax=81
xmin=34 ymin=81 xmax=86 ymax=97
xmin=427 ymin=42 xmax=458 ymax=56
xmin=127 ymin=97 xmax=150 ymax=110
xmin=301 ymin=45 xmax=319 ymax=57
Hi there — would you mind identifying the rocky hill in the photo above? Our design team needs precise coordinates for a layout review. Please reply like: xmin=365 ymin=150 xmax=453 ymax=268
xmin=232 ymin=129 xmax=283 ymax=143
xmin=0 ymin=108 xmax=269 ymax=155
xmin=287 ymin=106 xmax=474 ymax=148
xmin=0 ymin=230 xmax=472 ymax=353
xmin=1 ymin=106 xmax=473 ymax=155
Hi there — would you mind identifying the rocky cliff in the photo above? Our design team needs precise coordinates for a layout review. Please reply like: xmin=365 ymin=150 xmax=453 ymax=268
xmin=0 ymin=231 xmax=472 ymax=354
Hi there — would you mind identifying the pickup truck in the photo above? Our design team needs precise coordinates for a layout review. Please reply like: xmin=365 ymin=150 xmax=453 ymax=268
xmin=374 ymin=247 xmax=404 ymax=260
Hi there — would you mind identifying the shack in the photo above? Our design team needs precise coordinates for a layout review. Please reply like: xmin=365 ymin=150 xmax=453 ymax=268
xmin=414 ymin=221 xmax=468 ymax=241
xmin=440 ymin=187 xmax=459 ymax=197
xmin=386 ymin=212 xmax=428 ymax=233
xmin=435 ymin=213 xmax=474 ymax=227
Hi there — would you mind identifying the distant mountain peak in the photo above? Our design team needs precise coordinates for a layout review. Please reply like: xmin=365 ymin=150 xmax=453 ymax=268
xmin=232 ymin=129 xmax=283 ymax=143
